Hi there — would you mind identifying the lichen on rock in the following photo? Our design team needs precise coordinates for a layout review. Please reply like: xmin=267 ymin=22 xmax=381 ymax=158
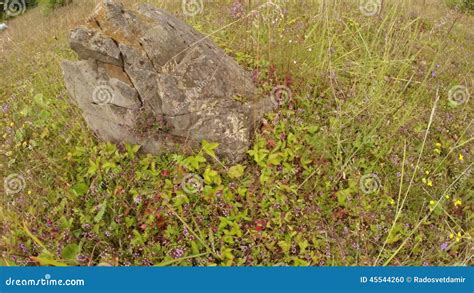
xmin=61 ymin=0 xmax=274 ymax=162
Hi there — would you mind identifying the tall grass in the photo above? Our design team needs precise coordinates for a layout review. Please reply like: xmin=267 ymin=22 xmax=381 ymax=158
xmin=1 ymin=0 xmax=472 ymax=266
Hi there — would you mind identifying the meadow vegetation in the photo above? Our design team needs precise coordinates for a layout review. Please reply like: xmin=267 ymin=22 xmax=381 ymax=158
xmin=0 ymin=0 xmax=472 ymax=266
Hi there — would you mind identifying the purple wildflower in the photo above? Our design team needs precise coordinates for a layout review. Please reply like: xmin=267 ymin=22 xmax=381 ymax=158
xmin=134 ymin=195 xmax=142 ymax=204
xmin=2 ymin=103 xmax=8 ymax=113
xmin=183 ymin=227 xmax=194 ymax=240
xmin=230 ymin=1 xmax=245 ymax=19
xmin=18 ymin=243 xmax=28 ymax=254
xmin=252 ymin=69 xmax=260 ymax=84
xmin=440 ymin=242 xmax=449 ymax=251
xmin=171 ymin=248 xmax=185 ymax=259
xmin=76 ymin=254 xmax=88 ymax=263
xmin=343 ymin=226 xmax=349 ymax=235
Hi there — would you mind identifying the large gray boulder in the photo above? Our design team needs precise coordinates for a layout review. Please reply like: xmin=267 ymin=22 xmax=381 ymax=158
xmin=62 ymin=0 xmax=273 ymax=162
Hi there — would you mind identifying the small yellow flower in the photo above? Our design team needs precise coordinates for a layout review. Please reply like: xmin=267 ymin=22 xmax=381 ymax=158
xmin=425 ymin=170 xmax=430 ymax=175
xmin=27 ymin=190 xmax=32 ymax=195
xmin=389 ymin=198 xmax=395 ymax=205
xmin=9 ymin=122 xmax=14 ymax=127
xmin=435 ymin=143 xmax=442 ymax=148
xmin=445 ymin=195 xmax=450 ymax=199
xmin=449 ymin=233 xmax=454 ymax=239
xmin=421 ymin=178 xmax=433 ymax=187
xmin=429 ymin=200 xmax=436 ymax=205
xmin=453 ymin=199 xmax=462 ymax=207
xmin=456 ymin=232 xmax=462 ymax=242
xmin=458 ymin=153 xmax=464 ymax=161
xmin=434 ymin=148 xmax=441 ymax=154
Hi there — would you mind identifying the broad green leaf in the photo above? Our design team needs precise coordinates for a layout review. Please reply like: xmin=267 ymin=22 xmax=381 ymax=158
xmin=228 ymin=164 xmax=245 ymax=179
xmin=336 ymin=189 xmax=351 ymax=206
xmin=203 ymin=167 xmax=221 ymax=185
xmin=59 ymin=216 xmax=73 ymax=229
xmin=33 ymin=93 xmax=48 ymax=108
xmin=61 ymin=244 xmax=80 ymax=261
xmin=267 ymin=153 xmax=284 ymax=166
xmin=202 ymin=140 xmax=219 ymax=157
xmin=278 ymin=240 xmax=291 ymax=254
xmin=125 ymin=144 xmax=141 ymax=159
xmin=94 ymin=200 xmax=107 ymax=223
xmin=72 ymin=182 xmax=88 ymax=196
xmin=184 ymin=155 xmax=206 ymax=170
xmin=386 ymin=224 xmax=404 ymax=245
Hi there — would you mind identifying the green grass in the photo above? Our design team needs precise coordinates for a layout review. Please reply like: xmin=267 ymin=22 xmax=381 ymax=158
xmin=0 ymin=0 xmax=472 ymax=266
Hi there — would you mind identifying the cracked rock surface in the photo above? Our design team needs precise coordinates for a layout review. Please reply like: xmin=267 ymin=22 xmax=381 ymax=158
xmin=61 ymin=0 xmax=274 ymax=162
